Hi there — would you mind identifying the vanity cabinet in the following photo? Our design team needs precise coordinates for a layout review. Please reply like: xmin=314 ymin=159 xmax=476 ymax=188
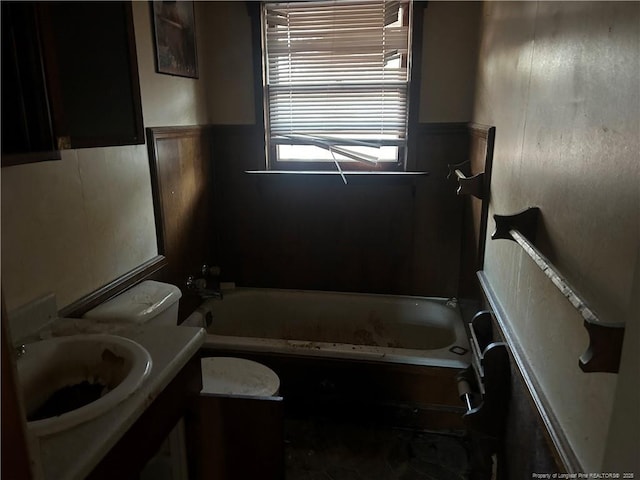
xmin=1 ymin=1 xmax=144 ymax=167
xmin=87 ymin=355 xmax=202 ymax=480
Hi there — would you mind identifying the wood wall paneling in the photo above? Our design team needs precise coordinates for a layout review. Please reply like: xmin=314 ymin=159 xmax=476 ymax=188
xmin=193 ymin=394 xmax=284 ymax=480
xmin=145 ymin=122 xmax=475 ymax=305
xmin=499 ymin=358 xmax=564 ymax=479
xmin=146 ymin=126 xmax=214 ymax=320
xmin=458 ymin=124 xmax=496 ymax=300
xmin=211 ymin=123 xmax=469 ymax=298
xmin=201 ymin=347 xmax=466 ymax=433
xmin=410 ymin=123 xmax=468 ymax=296
xmin=477 ymin=273 xmax=568 ymax=478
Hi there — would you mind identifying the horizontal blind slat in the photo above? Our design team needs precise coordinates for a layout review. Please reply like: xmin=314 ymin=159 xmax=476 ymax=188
xmin=264 ymin=0 xmax=412 ymax=153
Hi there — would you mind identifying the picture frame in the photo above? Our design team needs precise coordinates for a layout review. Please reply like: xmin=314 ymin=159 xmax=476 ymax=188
xmin=151 ymin=1 xmax=198 ymax=79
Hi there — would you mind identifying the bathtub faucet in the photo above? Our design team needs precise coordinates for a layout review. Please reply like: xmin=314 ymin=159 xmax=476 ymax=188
xmin=199 ymin=288 xmax=224 ymax=300
xmin=186 ymin=274 xmax=224 ymax=300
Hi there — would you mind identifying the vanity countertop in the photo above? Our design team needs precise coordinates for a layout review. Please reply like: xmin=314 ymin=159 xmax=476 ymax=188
xmin=29 ymin=322 xmax=205 ymax=480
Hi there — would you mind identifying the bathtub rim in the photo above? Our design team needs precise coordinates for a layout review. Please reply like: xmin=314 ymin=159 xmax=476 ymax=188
xmin=199 ymin=287 xmax=471 ymax=369
xmin=204 ymin=333 xmax=470 ymax=369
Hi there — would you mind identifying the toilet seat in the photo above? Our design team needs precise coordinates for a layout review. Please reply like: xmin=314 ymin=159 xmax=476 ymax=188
xmin=200 ymin=357 xmax=280 ymax=397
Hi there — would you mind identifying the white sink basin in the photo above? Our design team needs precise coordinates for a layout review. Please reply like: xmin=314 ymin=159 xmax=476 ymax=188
xmin=17 ymin=334 xmax=152 ymax=436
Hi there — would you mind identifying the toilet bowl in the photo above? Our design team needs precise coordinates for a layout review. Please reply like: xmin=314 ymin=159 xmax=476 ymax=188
xmin=83 ymin=281 xmax=281 ymax=398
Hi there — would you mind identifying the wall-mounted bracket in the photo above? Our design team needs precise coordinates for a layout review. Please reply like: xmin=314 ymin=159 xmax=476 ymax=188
xmin=579 ymin=321 xmax=626 ymax=373
xmin=447 ymin=161 xmax=485 ymax=199
xmin=492 ymin=206 xmax=539 ymax=243
xmin=491 ymin=207 xmax=625 ymax=373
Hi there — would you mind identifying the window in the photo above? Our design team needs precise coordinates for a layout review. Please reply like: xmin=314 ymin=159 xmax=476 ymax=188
xmin=262 ymin=1 xmax=413 ymax=171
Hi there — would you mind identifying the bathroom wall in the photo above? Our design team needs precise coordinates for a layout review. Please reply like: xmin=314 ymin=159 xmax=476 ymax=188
xmin=200 ymin=2 xmax=256 ymax=125
xmin=420 ymin=1 xmax=482 ymax=123
xmin=204 ymin=2 xmax=482 ymax=296
xmin=202 ymin=1 xmax=482 ymax=125
xmin=1 ymin=2 xmax=210 ymax=312
xmin=133 ymin=2 xmax=210 ymax=128
xmin=473 ymin=1 xmax=639 ymax=472
xmin=1 ymin=0 xmax=484 ymax=309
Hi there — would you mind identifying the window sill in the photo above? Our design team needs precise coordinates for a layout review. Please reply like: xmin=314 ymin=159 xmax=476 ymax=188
xmin=245 ymin=170 xmax=429 ymax=185
xmin=245 ymin=170 xmax=429 ymax=176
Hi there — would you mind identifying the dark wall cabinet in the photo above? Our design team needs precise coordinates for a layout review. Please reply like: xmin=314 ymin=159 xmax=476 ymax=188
xmin=1 ymin=1 xmax=144 ymax=167
xmin=2 ymin=2 xmax=58 ymax=165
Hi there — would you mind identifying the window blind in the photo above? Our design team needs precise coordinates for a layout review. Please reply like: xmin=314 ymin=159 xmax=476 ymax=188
xmin=263 ymin=1 xmax=412 ymax=165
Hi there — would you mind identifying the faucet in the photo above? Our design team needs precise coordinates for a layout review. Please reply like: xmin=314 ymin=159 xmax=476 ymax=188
xmin=186 ymin=264 xmax=224 ymax=300
xmin=199 ymin=289 xmax=223 ymax=300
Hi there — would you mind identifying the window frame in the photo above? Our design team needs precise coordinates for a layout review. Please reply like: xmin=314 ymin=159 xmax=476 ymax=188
xmin=256 ymin=0 xmax=423 ymax=173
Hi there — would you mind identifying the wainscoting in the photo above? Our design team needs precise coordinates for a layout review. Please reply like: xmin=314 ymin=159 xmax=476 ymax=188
xmin=146 ymin=125 xmax=214 ymax=320
xmin=61 ymin=122 xmax=483 ymax=321
xmin=477 ymin=274 xmax=567 ymax=478
xmin=210 ymin=123 xmax=470 ymax=298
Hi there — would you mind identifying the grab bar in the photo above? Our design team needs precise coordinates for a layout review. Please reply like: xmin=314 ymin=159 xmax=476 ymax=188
xmin=492 ymin=207 xmax=625 ymax=373
xmin=456 ymin=334 xmax=509 ymax=437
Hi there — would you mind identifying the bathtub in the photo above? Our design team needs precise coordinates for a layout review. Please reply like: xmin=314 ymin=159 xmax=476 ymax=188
xmin=191 ymin=288 xmax=471 ymax=369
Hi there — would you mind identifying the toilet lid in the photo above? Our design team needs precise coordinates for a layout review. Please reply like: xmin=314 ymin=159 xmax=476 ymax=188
xmin=201 ymin=357 xmax=280 ymax=397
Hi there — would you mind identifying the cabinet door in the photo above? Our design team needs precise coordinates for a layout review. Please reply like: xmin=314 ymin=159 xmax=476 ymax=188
xmin=38 ymin=1 xmax=144 ymax=150
xmin=1 ymin=2 xmax=60 ymax=166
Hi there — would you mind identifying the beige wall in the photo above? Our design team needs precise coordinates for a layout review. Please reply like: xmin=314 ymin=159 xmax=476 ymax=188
xmin=200 ymin=1 xmax=481 ymax=125
xmin=419 ymin=2 xmax=482 ymax=122
xmin=134 ymin=2 xmax=210 ymax=127
xmin=603 ymin=244 xmax=639 ymax=472
xmin=1 ymin=2 xmax=210 ymax=312
xmin=202 ymin=2 xmax=256 ymax=125
xmin=473 ymin=1 xmax=639 ymax=471
xmin=1 ymin=146 xmax=157 ymax=312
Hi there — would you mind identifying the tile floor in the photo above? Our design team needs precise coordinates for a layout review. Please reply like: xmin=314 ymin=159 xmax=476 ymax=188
xmin=285 ymin=416 xmax=470 ymax=480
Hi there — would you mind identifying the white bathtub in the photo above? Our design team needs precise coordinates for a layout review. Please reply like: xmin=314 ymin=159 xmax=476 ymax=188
xmin=191 ymin=288 xmax=471 ymax=369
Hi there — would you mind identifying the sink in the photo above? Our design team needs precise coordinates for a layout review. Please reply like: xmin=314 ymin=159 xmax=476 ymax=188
xmin=16 ymin=334 xmax=152 ymax=436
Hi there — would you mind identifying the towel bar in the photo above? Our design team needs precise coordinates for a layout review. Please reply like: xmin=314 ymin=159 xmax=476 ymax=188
xmin=492 ymin=207 xmax=625 ymax=373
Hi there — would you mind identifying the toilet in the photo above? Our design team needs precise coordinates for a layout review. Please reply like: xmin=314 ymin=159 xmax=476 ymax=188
xmin=83 ymin=280 xmax=282 ymax=478
xmin=82 ymin=280 xmax=281 ymax=397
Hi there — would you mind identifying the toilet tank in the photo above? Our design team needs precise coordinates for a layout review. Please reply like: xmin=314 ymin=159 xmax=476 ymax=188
xmin=83 ymin=281 xmax=182 ymax=326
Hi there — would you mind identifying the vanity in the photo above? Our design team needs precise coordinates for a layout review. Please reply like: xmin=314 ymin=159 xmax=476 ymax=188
xmin=14 ymin=318 xmax=204 ymax=480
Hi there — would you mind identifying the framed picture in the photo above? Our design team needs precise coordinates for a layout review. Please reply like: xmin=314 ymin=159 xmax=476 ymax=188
xmin=151 ymin=1 xmax=198 ymax=78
